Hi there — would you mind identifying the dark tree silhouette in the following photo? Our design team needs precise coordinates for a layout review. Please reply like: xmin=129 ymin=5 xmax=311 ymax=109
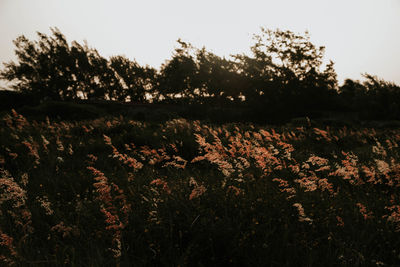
xmin=2 ymin=27 xmax=400 ymax=122
xmin=0 ymin=28 xmax=127 ymax=101
xmin=337 ymin=74 xmax=400 ymax=120
xmin=195 ymin=47 xmax=245 ymax=104
xmin=154 ymin=40 xmax=198 ymax=102
xmin=0 ymin=28 xmax=75 ymax=100
xmin=109 ymin=56 xmax=155 ymax=102
xmin=239 ymin=28 xmax=337 ymax=97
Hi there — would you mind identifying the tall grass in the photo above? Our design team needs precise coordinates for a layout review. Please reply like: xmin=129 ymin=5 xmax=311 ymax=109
xmin=1 ymin=110 xmax=400 ymax=266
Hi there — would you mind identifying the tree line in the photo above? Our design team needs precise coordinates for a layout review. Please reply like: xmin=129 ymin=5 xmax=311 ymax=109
xmin=1 ymin=27 xmax=400 ymax=121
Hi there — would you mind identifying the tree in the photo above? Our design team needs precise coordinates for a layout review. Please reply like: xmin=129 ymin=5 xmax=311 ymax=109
xmin=155 ymin=40 xmax=245 ymax=105
xmin=0 ymin=28 xmax=76 ymax=100
xmin=155 ymin=40 xmax=198 ymax=102
xmin=109 ymin=56 xmax=155 ymax=102
xmin=236 ymin=28 xmax=338 ymax=113
xmin=72 ymin=41 xmax=123 ymax=100
xmin=362 ymin=74 xmax=400 ymax=119
xmin=0 ymin=28 xmax=127 ymax=101
xmin=195 ymin=48 xmax=244 ymax=104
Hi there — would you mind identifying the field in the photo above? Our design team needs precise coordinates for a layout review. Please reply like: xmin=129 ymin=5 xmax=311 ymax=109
xmin=1 ymin=109 xmax=400 ymax=266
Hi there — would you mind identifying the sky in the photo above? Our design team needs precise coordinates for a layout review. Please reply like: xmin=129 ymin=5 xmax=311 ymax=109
xmin=0 ymin=0 xmax=399 ymax=89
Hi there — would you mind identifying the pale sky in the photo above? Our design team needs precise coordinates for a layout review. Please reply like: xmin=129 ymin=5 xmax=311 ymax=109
xmin=1 ymin=0 xmax=399 ymax=89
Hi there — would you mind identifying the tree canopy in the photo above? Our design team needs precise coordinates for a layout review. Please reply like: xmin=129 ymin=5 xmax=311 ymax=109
xmin=1 ymin=27 xmax=399 ymax=121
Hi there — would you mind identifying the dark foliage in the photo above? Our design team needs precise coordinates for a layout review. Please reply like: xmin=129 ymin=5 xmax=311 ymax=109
xmin=1 ymin=27 xmax=399 ymax=122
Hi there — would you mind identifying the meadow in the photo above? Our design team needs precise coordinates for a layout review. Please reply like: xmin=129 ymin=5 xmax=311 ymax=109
xmin=1 ymin=109 xmax=400 ymax=266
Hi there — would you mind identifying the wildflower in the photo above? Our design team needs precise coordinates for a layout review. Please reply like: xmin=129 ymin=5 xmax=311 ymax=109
xmin=189 ymin=177 xmax=206 ymax=200
xmin=295 ymin=176 xmax=318 ymax=192
xmin=36 ymin=196 xmax=54 ymax=216
xmin=293 ymin=203 xmax=313 ymax=224
xmin=50 ymin=221 xmax=74 ymax=238
xmin=191 ymin=156 xmax=205 ymax=163
xmin=0 ymin=230 xmax=17 ymax=265
xmin=375 ymin=159 xmax=390 ymax=176
xmin=101 ymin=208 xmax=121 ymax=230
xmin=317 ymin=178 xmax=334 ymax=193
xmin=5 ymin=148 xmax=17 ymax=160
xmin=189 ymin=185 xmax=206 ymax=200
xmin=150 ymin=178 xmax=171 ymax=194
xmin=259 ymin=129 xmax=273 ymax=142
xmin=307 ymin=155 xmax=329 ymax=166
xmin=87 ymin=154 xmax=98 ymax=163
xmin=227 ymin=185 xmax=241 ymax=196
xmin=356 ymin=203 xmax=373 ymax=220
xmin=270 ymin=128 xmax=281 ymax=140
xmin=313 ymin=127 xmax=331 ymax=142
xmin=0 ymin=171 xmax=27 ymax=209
xmin=388 ymin=159 xmax=400 ymax=187
xmin=109 ymin=239 xmax=122 ymax=259
xmin=239 ymin=157 xmax=251 ymax=169
xmin=0 ymin=171 xmax=33 ymax=234
xmin=384 ymin=205 xmax=400 ymax=231
xmin=252 ymin=146 xmax=281 ymax=174
xmin=253 ymin=132 xmax=263 ymax=141
xmin=127 ymin=172 xmax=135 ymax=182
xmin=330 ymin=152 xmax=363 ymax=185
xmin=272 ymin=178 xmax=296 ymax=199
xmin=124 ymin=157 xmax=144 ymax=170
xmin=336 ymin=216 xmax=344 ymax=227
xmin=315 ymin=166 xmax=331 ymax=172
xmin=221 ymin=168 xmax=232 ymax=177
xmin=124 ymin=144 xmax=132 ymax=151
xmin=372 ymin=141 xmax=387 ymax=157
xmin=194 ymin=133 xmax=209 ymax=150
xmin=68 ymin=144 xmax=73 ymax=155
xmin=362 ymin=166 xmax=378 ymax=184
xmin=103 ymin=134 xmax=112 ymax=145
xmin=41 ymin=135 xmax=50 ymax=151
xmin=0 ymin=231 xmax=16 ymax=255
xmin=277 ymin=141 xmax=295 ymax=154
xmin=192 ymin=133 xmax=234 ymax=177
xmin=56 ymin=137 xmax=64 ymax=151
xmin=386 ymin=138 xmax=398 ymax=149
xmin=22 ymin=140 xmax=40 ymax=164
xmin=88 ymin=166 xmax=128 ymax=260
xmin=289 ymin=164 xmax=300 ymax=174
xmin=88 ymin=167 xmax=112 ymax=204
xmin=163 ymin=155 xmax=187 ymax=169
xmin=11 ymin=109 xmax=28 ymax=130
xmin=82 ymin=125 xmax=90 ymax=133
xmin=20 ymin=173 xmax=28 ymax=187
xmin=302 ymin=163 xmax=310 ymax=169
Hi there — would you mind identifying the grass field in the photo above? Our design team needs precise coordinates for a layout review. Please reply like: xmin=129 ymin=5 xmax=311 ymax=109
xmin=1 ymin=109 xmax=400 ymax=266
